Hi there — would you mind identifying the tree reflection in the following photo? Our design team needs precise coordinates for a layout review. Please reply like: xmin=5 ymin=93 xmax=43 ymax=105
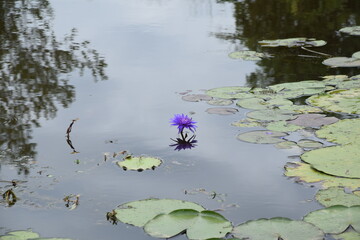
xmin=0 ymin=0 xmax=107 ymax=174
xmin=216 ymin=0 xmax=360 ymax=86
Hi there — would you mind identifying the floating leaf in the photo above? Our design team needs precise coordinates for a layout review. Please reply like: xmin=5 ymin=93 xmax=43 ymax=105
xmin=117 ymin=156 xmax=162 ymax=171
xmin=206 ymin=86 xmax=252 ymax=99
xmin=236 ymin=97 xmax=293 ymax=110
xmin=316 ymin=119 xmax=360 ymax=145
xmin=259 ymin=38 xmax=326 ymax=47
xmin=206 ymin=107 xmax=238 ymax=115
xmin=336 ymin=79 xmax=360 ymax=89
xmin=315 ymin=187 xmax=360 ymax=207
xmin=237 ymin=130 xmax=287 ymax=144
xmin=266 ymin=120 xmax=303 ymax=132
xmin=284 ymin=162 xmax=360 ymax=190
xmin=323 ymin=57 xmax=360 ymax=67
xmin=339 ymin=26 xmax=360 ymax=36
xmin=182 ymin=94 xmax=213 ymax=102
xmin=301 ymin=145 xmax=360 ymax=179
xmin=279 ymin=104 xmax=323 ymax=114
xmin=247 ymin=109 xmax=296 ymax=121
xmin=303 ymin=205 xmax=360 ymax=234
xmin=332 ymin=231 xmax=360 ymax=240
xmin=232 ymin=217 xmax=324 ymax=240
xmin=268 ymin=81 xmax=328 ymax=99
xmin=275 ymin=141 xmax=300 ymax=149
xmin=0 ymin=231 xmax=40 ymax=240
xmin=144 ymin=209 xmax=232 ymax=240
xmin=231 ymin=118 xmax=263 ymax=128
xmin=229 ymin=50 xmax=266 ymax=61
xmin=114 ymin=199 xmax=205 ymax=227
xmin=297 ymin=139 xmax=323 ymax=149
xmin=207 ymin=99 xmax=233 ymax=106
xmin=352 ymin=51 xmax=360 ymax=59
xmin=286 ymin=114 xmax=338 ymax=128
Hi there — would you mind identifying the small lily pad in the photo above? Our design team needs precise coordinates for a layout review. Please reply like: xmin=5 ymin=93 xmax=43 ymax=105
xmin=323 ymin=57 xmax=360 ymax=67
xmin=144 ymin=209 xmax=232 ymax=240
xmin=247 ymin=109 xmax=296 ymax=121
xmin=279 ymin=104 xmax=323 ymax=114
xmin=307 ymin=88 xmax=360 ymax=114
xmin=339 ymin=26 xmax=360 ymax=36
xmin=229 ymin=50 xmax=266 ymax=61
xmin=268 ymin=81 xmax=327 ymax=99
xmin=301 ymin=144 xmax=360 ymax=179
xmin=259 ymin=38 xmax=326 ymax=47
xmin=206 ymin=86 xmax=252 ymax=99
xmin=114 ymin=198 xmax=205 ymax=227
xmin=182 ymin=94 xmax=213 ymax=102
xmin=352 ymin=51 xmax=360 ymax=59
xmin=0 ymin=230 xmax=40 ymax=240
xmin=275 ymin=141 xmax=300 ymax=149
xmin=237 ymin=130 xmax=287 ymax=144
xmin=117 ymin=156 xmax=162 ymax=171
xmin=315 ymin=187 xmax=360 ymax=207
xmin=232 ymin=217 xmax=324 ymax=240
xmin=284 ymin=162 xmax=360 ymax=190
xmin=266 ymin=120 xmax=303 ymax=132
xmin=303 ymin=205 xmax=360 ymax=234
xmin=336 ymin=79 xmax=360 ymax=89
xmin=231 ymin=118 xmax=263 ymax=128
xmin=207 ymin=99 xmax=233 ymax=106
xmin=236 ymin=97 xmax=293 ymax=110
xmin=206 ymin=107 xmax=238 ymax=115
xmin=316 ymin=119 xmax=360 ymax=145
xmin=287 ymin=114 xmax=338 ymax=128
xmin=297 ymin=139 xmax=323 ymax=149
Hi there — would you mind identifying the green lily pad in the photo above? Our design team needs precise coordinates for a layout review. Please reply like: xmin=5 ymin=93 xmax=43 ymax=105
xmin=266 ymin=121 xmax=303 ymax=132
xmin=275 ymin=141 xmax=300 ymax=149
xmin=237 ymin=130 xmax=287 ymax=144
xmin=286 ymin=114 xmax=338 ymax=128
xmin=352 ymin=51 xmax=360 ymax=59
xmin=0 ymin=231 xmax=40 ymax=240
xmin=259 ymin=38 xmax=326 ymax=47
xmin=207 ymin=99 xmax=233 ymax=106
xmin=144 ymin=209 xmax=232 ymax=240
xmin=332 ymin=231 xmax=360 ymax=240
xmin=301 ymin=144 xmax=360 ymax=178
xmin=117 ymin=156 xmax=162 ymax=171
xmin=247 ymin=109 xmax=296 ymax=121
xmin=337 ymin=79 xmax=360 ymax=89
xmin=229 ymin=50 xmax=266 ymax=61
xmin=279 ymin=104 xmax=323 ymax=114
xmin=315 ymin=187 xmax=360 ymax=207
xmin=303 ymin=205 xmax=360 ymax=234
xmin=297 ymin=139 xmax=324 ymax=149
xmin=284 ymin=162 xmax=360 ymax=190
xmin=206 ymin=107 xmax=238 ymax=115
xmin=316 ymin=119 xmax=360 ymax=145
xmin=351 ymin=74 xmax=360 ymax=80
xmin=114 ymin=198 xmax=205 ymax=227
xmin=307 ymin=88 xmax=360 ymax=114
xmin=236 ymin=98 xmax=293 ymax=110
xmin=232 ymin=217 xmax=324 ymax=240
xmin=339 ymin=26 xmax=360 ymax=36
xmin=231 ymin=118 xmax=263 ymax=128
xmin=323 ymin=57 xmax=360 ymax=67
xmin=268 ymin=81 xmax=327 ymax=99
xmin=182 ymin=94 xmax=213 ymax=102
xmin=206 ymin=86 xmax=252 ymax=99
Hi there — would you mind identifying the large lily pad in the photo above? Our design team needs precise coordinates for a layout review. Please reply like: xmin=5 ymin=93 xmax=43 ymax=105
xmin=206 ymin=86 xmax=252 ymax=99
xmin=268 ymin=81 xmax=327 ymax=99
xmin=279 ymin=104 xmax=323 ymax=114
xmin=339 ymin=26 xmax=360 ymax=36
xmin=352 ymin=51 xmax=360 ymax=59
xmin=315 ymin=187 xmax=360 ymax=207
xmin=207 ymin=99 xmax=233 ymax=106
xmin=259 ymin=38 xmax=326 ymax=47
xmin=307 ymin=88 xmax=360 ymax=114
xmin=182 ymin=94 xmax=213 ymax=102
xmin=301 ymin=145 xmax=360 ymax=178
xmin=337 ymin=79 xmax=360 ymax=89
xmin=284 ymin=162 xmax=360 ymax=190
xmin=286 ymin=114 xmax=338 ymax=128
xmin=332 ymin=231 xmax=360 ymax=240
xmin=232 ymin=217 xmax=324 ymax=240
xmin=144 ymin=209 xmax=232 ymax=240
xmin=247 ymin=109 xmax=296 ymax=121
xmin=117 ymin=156 xmax=162 ymax=171
xmin=323 ymin=57 xmax=360 ymax=67
xmin=316 ymin=119 xmax=360 ymax=145
xmin=114 ymin=199 xmax=205 ymax=227
xmin=206 ymin=107 xmax=238 ymax=115
xmin=231 ymin=118 xmax=263 ymax=128
xmin=237 ymin=130 xmax=287 ymax=144
xmin=236 ymin=98 xmax=293 ymax=110
xmin=265 ymin=121 xmax=303 ymax=132
xmin=303 ymin=205 xmax=360 ymax=234
xmin=229 ymin=50 xmax=266 ymax=61
xmin=0 ymin=230 xmax=72 ymax=240
xmin=297 ymin=139 xmax=324 ymax=149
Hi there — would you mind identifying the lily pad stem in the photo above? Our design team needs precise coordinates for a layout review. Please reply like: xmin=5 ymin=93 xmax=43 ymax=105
xmin=301 ymin=46 xmax=332 ymax=57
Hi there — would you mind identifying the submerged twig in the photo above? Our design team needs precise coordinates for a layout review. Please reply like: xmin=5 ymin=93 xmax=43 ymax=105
xmin=2 ymin=188 xmax=17 ymax=206
xmin=301 ymin=46 xmax=332 ymax=57
xmin=66 ymin=118 xmax=79 ymax=154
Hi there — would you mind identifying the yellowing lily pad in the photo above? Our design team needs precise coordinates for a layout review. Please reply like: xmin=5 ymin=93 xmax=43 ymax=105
xmin=301 ymin=145 xmax=360 ymax=178
xmin=303 ymin=205 xmax=360 ymax=234
xmin=144 ymin=209 xmax=232 ymax=240
xmin=284 ymin=162 xmax=360 ymax=190
xmin=206 ymin=86 xmax=252 ymax=99
xmin=259 ymin=38 xmax=326 ymax=47
xmin=307 ymin=88 xmax=360 ymax=114
xmin=316 ymin=119 xmax=360 ymax=145
xmin=315 ymin=187 xmax=360 ymax=207
xmin=114 ymin=198 xmax=205 ymax=227
xmin=229 ymin=50 xmax=266 ymax=61
xmin=117 ymin=156 xmax=162 ymax=171
xmin=232 ymin=217 xmax=324 ymax=240
xmin=339 ymin=26 xmax=360 ymax=36
xmin=237 ymin=130 xmax=287 ymax=144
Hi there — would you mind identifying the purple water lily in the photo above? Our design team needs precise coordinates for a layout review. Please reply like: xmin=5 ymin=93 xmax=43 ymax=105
xmin=170 ymin=114 xmax=197 ymax=136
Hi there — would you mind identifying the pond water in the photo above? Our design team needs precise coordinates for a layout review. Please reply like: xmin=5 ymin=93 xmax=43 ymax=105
xmin=0 ymin=0 xmax=359 ymax=239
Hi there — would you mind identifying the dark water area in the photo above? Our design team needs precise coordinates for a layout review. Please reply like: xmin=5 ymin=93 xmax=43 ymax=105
xmin=0 ymin=1 xmax=359 ymax=239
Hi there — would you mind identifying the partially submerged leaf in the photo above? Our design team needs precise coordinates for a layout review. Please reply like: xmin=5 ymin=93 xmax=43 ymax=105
xmin=339 ymin=26 xmax=360 ymax=36
xmin=237 ymin=130 xmax=287 ymax=144
xmin=206 ymin=107 xmax=238 ymax=115
xmin=315 ymin=187 xmax=360 ymax=207
xmin=316 ymin=119 xmax=360 ymax=145
xmin=117 ymin=156 xmax=162 ymax=171
xmin=144 ymin=209 xmax=232 ymax=240
xmin=182 ymin=94 xmax=213 ymax=102
xmin=206 ymin=86 xmax=252 ymax=99
xmin=303 ymin=205 xmax=360 ymax=234
xmin=301 ymin=144 xmax=360 ymax=179
xmin=286 ymin=114 xmax=338 ymax=128
xmin=259 ymin=38 xmax=326 ymax=47
xmin=232 ymin=217 xmax=324 ymax=240
xmin=323 ymin=57 xmax=360 ymax=67
xmin=266 ymin=120 xmax=303 ymax=132
xmin=236 ymin=97 xmax=293 ymax=110
xmin=0 ymin=230 xmax=40 ymax=240
xmin=114 ymin=199 xmax=205 ymax=227
xmin=207 ymin=99 xmax=233 ymax=106
xmin=231 ymin=118 xmax=263 ymax=128
xmin=268 ymin=81 xmax=328 ymax=99
xmin=229 ymin=50 xmax=266 ymax=61
xmin=247 ymin=109 xmax=296 ymax=121
xmin=297 ymin=139 xmax=324 ymax=149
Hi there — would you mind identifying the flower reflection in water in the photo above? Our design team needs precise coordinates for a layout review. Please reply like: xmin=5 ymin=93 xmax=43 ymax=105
xmin=170 ymin=135 xmax=197 ymax=151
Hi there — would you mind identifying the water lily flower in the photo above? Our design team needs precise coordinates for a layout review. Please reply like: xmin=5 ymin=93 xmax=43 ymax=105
xmin=170 ymin=114 xmax=197 ymax=136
